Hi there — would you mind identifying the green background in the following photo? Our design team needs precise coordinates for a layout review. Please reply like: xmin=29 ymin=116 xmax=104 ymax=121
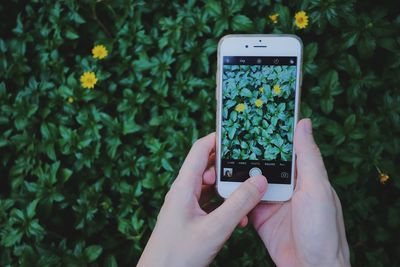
xmin=0 ymin=0 xmax=399 ymax=266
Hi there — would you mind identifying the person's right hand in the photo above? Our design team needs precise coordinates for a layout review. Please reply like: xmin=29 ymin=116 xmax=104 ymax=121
xmin=250 ymin=119 xmax=351 ymax=267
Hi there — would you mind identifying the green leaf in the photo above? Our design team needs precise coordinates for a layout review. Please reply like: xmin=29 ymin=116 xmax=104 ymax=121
xmin=304 ymin=43 xmax=318 ymax=74
xmin=12 ymin=14 xmax=24 ymax=35
xmin=276 ymin=5 xmax=291 ymax=30
xmin=321 ymin=97 xmax=333 ymax=114
xmin=214 ymin=18 xmax=229 ymax=36
xmin=240 ymin=88 xmax=252 ymax=97
xmin=161 ymin=158 xmax=173 ymax=172
xmin=228 ymin=127 xmax=236 ymax=140
xmin=40 ymin=123 xmax=50 ymax=139
xmin=84 ymin=245 xmax=103 ymax=263
xmin=27 ymin=199 xmax=39 ymax=218
xmin=357 ymin=37 xmax=376 ymax=58
xmin=0 ymin=137 xmax=8 ymax=148
xmin=341 ymin=31 xmax=359 ymax=49
xmin=105 ymin=255 xmax=118 ymax=267
xmin=61 ymin=168 xmax=73 ymax=182
xmin=344 ymin=114 xmax=356 ymax=130
xmin=334 ymin=173 xmax=358 ymax=187
xmin=336 ymin=54 xmax=361 ymax=76
xmin=206 ymin=1 xmax=222 ymax=16
xmin=1 ymin=229 xmax=23 ymax=247
xmin=65 ymin=28 xmax=79 ymax=40
xmin=231 ymin=15 xmax=253 ymax=31
xmin=305 ymin=43 xmax=318 ymax=60
xmin=325 ymin=70 xmax=339 ymax=93
xmin=123 ymin=120 xmax=141 ymax=135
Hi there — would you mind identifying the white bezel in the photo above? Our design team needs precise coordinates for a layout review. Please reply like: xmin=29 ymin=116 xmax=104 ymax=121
xmin=216 ymin=34 xmax=303 ymax=202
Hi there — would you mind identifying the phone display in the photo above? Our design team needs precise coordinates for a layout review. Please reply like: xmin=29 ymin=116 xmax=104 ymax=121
xmin=220 ymin=56 xmax=297 ymax=184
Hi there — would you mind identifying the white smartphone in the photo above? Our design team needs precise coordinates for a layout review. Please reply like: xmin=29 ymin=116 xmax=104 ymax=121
xmin=216 ymin=34 xmax=303 ymax=202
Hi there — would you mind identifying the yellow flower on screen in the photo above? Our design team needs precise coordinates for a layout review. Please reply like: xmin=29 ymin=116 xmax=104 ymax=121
xmin=259 ymin=87 xmax=264 ymax=93
xmin=269 ymin=13 xmax=279 ymax=24
xmin=67 ymin=97 xmax=74 ymax=103
xmin=92 ymin=45 xmax=108 ymax=59
xmin=273 ymin=84 xmax=281 ymax=95
xmin=295 ymin=11 xmax=309 ymax=29
xmin=80 ymin=72 xmax=97 ymax=89
xmin=255 ymin=99 xmax=263 ymax=107
xmin=235 ymin=103 xmax=246 ymax=112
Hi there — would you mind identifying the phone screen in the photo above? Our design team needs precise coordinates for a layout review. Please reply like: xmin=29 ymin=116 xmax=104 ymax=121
xmin=220 ymin=56 xmax=297 ymax=184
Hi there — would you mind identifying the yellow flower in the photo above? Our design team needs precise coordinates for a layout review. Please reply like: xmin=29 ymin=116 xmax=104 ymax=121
xmin=235 ymin=103 xmax=246 ymax=112
xmin=67 ymin=97 xmax=74 ymax=103
xmin=255 ymin=99 xmax=263 ymax=107
xmin=80 ymin=72 xmax=97 ymax=89
xmin=269 ymin=13 xmax=279 ymax=24
xmin=92 ymin=45 xmax=108 ymax=59
xmin=375 ymin=165 xmax=390 ymax=184
xmin=295 ymin=11 xmax=309 ymax=29
xmin=259 ymin=87 xmax=264 ymax=93
xmin=379 ymin=173 xmax=390 ymax=184
xmin=273 ymin=84 xmax=281 ymax=95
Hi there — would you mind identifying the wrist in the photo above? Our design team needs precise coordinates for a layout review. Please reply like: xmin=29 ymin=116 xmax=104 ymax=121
xmin=313 ymin=249 xmax=351 ymax=267
xmin=294 ymin=248 xmax=350 ymax=267
xmin=138 ymin=232 xmax=189 ymax=267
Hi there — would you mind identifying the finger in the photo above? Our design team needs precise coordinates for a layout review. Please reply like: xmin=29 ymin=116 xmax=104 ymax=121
xmin=207 ymin=175 xmax=268 ymax=235
xmin=294 ymin=119 xmax=329 ymax=190
xmin=249 ymin=202 xmax=284 ymax=231
xmin=202 ymin=166 xmax=216 ymax=185
xmin=239 ymin=216 xmax=248 ymax=228
xmin=176 ymin=132 xmax=216 ymax=198
xmin=206 ymin=152 xmax=216 ymax=169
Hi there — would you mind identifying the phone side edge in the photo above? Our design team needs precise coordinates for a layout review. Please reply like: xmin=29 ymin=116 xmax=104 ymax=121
xmin=215 ymin=35 xmax=224 ymax=199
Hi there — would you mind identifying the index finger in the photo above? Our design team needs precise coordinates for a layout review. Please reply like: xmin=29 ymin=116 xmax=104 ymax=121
xmin=175 ymin=132 xmax=216 ymax=197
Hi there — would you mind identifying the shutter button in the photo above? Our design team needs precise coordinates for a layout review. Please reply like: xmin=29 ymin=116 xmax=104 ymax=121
xmin=249 ymin=167 xmax=262 ymax=177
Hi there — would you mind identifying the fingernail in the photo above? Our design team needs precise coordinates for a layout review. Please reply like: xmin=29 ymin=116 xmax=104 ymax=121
xmin=303 ymin=118 xmax=312 ymax=134
xmin=249 ymin=175 xmax=267 ymax=193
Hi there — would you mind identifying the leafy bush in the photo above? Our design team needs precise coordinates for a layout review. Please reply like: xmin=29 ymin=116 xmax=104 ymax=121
xmin=222 ymin=64 xmax=295 ymax=161
xmin=0 ymin=0 xmax=399 ymax=266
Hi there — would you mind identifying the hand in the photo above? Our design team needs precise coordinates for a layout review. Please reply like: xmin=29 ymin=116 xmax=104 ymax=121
xmin=137 ymin=133 xmax=268 ymax=267
xmin=250 ymin=119 xmax=351 ymax=267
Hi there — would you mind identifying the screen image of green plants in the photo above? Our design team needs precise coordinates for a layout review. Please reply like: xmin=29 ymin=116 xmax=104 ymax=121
xmin=221 ymin=64 xmax=296 ymax=161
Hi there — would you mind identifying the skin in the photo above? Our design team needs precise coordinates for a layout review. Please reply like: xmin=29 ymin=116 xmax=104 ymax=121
xmin=137 ymin=119 xmax=350 ymax=267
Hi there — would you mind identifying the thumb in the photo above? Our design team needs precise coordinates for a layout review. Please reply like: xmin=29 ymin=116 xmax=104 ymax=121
xmin=208 ymin=175 xmax=267 ymax=235
xmin=294 ymin=118 xmax=329 ymax=189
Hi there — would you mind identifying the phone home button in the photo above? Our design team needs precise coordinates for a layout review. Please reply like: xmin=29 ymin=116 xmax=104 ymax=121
xmin=249 ymin=167 xmax=262 ymax=177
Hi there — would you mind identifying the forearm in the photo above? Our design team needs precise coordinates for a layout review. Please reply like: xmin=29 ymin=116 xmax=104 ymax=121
xmin=137 ymin=235 xmax=183 ymax=267
xmin=297 ymin=249 xmax=351 ymax=267
xmin=333 ymin=248 xmax=351 ymax=267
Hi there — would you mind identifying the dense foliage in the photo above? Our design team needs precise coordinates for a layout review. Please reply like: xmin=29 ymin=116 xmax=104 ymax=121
xmin=0 ymin=0 xmax=399 ymax=266
xmin=222 ymin=64 xmax=295 ymax=161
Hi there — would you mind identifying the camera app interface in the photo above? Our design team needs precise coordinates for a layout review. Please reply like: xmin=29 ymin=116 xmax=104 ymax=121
xmin=221 ymin=56 xmax=297 ymax=184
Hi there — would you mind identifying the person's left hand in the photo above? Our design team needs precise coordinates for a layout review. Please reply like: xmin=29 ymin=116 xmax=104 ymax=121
xmin=137 ymin=133 xmax=268 ymax=267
